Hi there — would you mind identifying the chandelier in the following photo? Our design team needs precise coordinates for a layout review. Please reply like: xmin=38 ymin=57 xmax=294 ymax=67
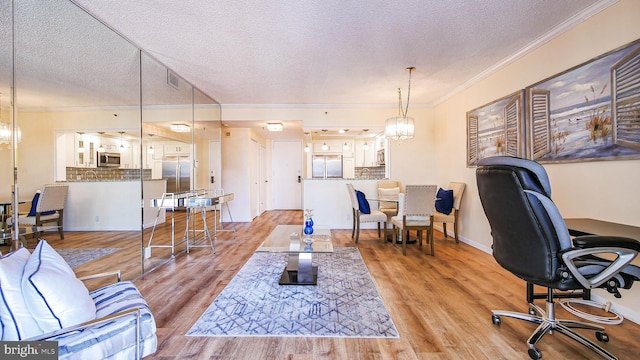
xmin=385 ymin=67 xmax=415 ymax=141
xmin=0 ymin=93 xmax=21 ymax=145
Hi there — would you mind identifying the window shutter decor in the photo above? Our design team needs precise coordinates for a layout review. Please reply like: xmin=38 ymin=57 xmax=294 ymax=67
xmin=529 ymin=89 xmax=551 ymax=160
xmin=611 ymin=46 xmax=640 ymax=151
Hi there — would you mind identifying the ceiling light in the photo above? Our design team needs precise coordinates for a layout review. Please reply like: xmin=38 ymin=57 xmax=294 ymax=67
xmin=266 ymin=123 xmax=284 ymax=132
xmin=385 ymin=67 xmax=415 ymax=141
xmin=170 ymin=124 xmax=191 ymax=132
xmin=304 ymin=144 xmax=310 ymax=152
xmin=363 ymin=142 xmax=369 ymax=150
xmin=321 ymin=129 xmax=328 ymax=150
xmin=343 ymin=142 xmax=349 ymax=150
xmin=97 ymin=132 xmax=105 ymax=153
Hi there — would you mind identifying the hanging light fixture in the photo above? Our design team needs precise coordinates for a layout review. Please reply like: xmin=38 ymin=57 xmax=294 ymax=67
xmin=97 ymin=132 xmax=105 ymax=153
xmin=385 ymin=67 xmax=415 ymax=140
xmin=147 ymin=134 xmax=155 ymax=154
xmin=0 ymin=93 xmax=21 ymax=145
xmin=321 ymin=129 xmax=328 ymax=151
xmin=362 ymin=129 xmax=370 ymax=150
xmin=118 ymin=131 xmax=125 ymax=150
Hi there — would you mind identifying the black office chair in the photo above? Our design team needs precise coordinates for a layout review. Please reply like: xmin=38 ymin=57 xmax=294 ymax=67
xmin=476 ymin=156 xmax=640 ymax=360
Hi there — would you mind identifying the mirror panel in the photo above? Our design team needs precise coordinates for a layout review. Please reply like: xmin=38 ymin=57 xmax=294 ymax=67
xmin=4 ymin=0 xmax=223 ymax=277
xmin=141 ymin=52 xmax=194 ymax=272
xmin=12 ymin=0 xmax=142 ymax=279
xmin=0 ymin=0 xmax=13 ymax=206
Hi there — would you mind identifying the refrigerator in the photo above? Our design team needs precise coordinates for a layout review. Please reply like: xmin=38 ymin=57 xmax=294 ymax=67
xmin=312 ymin=155 xmax=343 ymax=178
xmin=162 ymin=155 xmax=191 ymax=193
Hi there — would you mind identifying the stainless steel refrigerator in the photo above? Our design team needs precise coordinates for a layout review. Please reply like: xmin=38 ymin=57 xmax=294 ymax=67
xmin=162 ymin=155 xmax=191 ymax=193
xmin=312 ymin=155 xmax=343 ymax=178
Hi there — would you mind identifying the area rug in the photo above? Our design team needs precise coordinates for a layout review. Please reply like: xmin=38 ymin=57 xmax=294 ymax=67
xmin=55 ymin=248 xmax=122 ymax=268
xmin=187 ymin=247 xmax=399 ymax=338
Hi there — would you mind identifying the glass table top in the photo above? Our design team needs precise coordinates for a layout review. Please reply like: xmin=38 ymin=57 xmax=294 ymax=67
xmin=256 ymin=225 xmax=333 ymax=253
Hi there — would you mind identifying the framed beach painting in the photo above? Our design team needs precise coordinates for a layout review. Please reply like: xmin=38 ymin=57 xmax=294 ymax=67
xmin=466 ymin=90 xmax=526 ymax=167
xmin=525 ymin=39 xmax=640 ymax=163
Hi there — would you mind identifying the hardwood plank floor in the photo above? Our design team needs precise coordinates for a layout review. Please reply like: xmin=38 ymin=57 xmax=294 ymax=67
xmin=12 ymin=210 xmax=640 ymax=359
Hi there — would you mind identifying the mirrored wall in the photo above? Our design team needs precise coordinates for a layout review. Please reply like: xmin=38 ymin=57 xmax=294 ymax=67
xmin=2 ymin=0 xmax=221 ymax=279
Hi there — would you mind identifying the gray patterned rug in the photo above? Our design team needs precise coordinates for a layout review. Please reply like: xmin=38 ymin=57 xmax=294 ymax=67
xmin=55 ymin=248 xmax=122 ymax=268
xmin=187 ymin=247 xmax=399 ymax=338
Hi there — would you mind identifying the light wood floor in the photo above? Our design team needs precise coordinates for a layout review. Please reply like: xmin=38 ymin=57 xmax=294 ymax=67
xmin=25 ymin=210 xmax=640 ymax=359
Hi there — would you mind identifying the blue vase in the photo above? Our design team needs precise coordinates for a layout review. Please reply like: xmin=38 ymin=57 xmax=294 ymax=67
xmin=308 ymin=217 xmax=314 ymax=227
xmin=304 ymin=219 xmax=314 ymax=235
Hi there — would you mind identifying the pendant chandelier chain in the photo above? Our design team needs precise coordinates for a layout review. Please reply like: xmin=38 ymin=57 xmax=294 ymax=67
xmin=398 ymin=67 xmax=414 ymax=118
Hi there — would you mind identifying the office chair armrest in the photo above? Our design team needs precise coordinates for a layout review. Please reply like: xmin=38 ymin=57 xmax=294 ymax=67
xmin=561 ymin=242 xmax=638 ymax=289
xmin=572 ymin=235 xmax=640 ymax=251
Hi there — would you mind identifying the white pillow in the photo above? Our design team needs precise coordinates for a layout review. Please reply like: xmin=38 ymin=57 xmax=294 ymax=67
xmin=378 ymin=187 xmax=400 ymax=209
xmin=0 ymin=248 xmax=42 ymax=340
xmin=22 ymin=240 xmax=96 ymax=332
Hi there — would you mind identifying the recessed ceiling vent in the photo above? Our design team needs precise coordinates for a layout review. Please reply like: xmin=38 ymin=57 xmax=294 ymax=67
xmin=167 ymin=69 xmax=180 ymax=89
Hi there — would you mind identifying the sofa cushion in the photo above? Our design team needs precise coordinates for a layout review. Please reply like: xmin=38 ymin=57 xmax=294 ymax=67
xmin=22 ymin=240 xmax=96 ymax=333
xmin=0 ymin=248 xmax=42 ymax=340
xmin=55 ymin=281 xmax=158 ymax=359
xmin=27 ymin=191 xmax=56 ymax=216
xmin=355 ymin=190 xmax=371 ymax=214
xmin=435 ymin=188 xmax=454 ymax=215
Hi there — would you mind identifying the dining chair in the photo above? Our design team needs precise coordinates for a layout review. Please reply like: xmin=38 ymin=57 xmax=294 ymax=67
xmin=18 ymin=184 xmax=69 ymax=239
xmin=434 ymin=182 xmax=466 ymax=243
xmin=346 ymin=183 xmax=387 ymax=243
xmin=377 ymin=180 xmax=400 ymax=237
xmin=391 ymin=185 xmax=437 ymax=256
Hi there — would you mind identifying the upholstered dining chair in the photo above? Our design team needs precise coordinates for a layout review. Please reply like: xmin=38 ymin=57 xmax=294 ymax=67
xmin=346 ymin=183 xmax=387 ymax=244
xmin=391 ymin=185 xmax=437 ymax=256
xmin=377 ymin=180 xmax=400 ymax=237
xmin=18 ymin=184 xmax=68 ymax=239
xmin=434 ymin=182 xmax=466 ymax=243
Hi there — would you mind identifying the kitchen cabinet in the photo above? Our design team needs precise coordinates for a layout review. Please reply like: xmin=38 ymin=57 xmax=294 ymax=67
xmin=312 ymin=141 xmax=342 ymax=154
xmin=163 ymin=142 xmax=190 ymax=156
xmin=354 ymin=140 xmax=377 ymax=167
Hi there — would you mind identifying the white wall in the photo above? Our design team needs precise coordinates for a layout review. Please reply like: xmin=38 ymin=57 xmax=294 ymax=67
xmin=432 ymin=0 xmax=640 ymax=321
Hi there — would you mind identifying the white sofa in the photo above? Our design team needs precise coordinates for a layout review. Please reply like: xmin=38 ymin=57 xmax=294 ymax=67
xmin=0 ymin=240 xmax=157 ymax=359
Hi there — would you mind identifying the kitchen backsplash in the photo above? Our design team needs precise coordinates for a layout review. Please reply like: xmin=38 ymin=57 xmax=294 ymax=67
xmin=354 ymin=166 xmax=385 ymax=179
xmin=66 ymin=167 xmax=152 ymax=181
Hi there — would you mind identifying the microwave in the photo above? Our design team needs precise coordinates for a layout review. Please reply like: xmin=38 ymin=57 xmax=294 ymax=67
xmin=97 ymin=152 xmax=121 ymax=167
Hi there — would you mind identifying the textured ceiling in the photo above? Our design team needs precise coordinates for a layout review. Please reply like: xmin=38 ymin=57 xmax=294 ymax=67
xmin=70 ymin=0 xmax=607 ymax=107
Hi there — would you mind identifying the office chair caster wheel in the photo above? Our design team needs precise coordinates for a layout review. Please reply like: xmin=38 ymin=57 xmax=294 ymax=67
xmin=596 ymin=331 xmax=609 ymax=342
xmin=528 ymin=347 xmax=542 ymax=359
xmin=492 ymin=314 xmax=501 ymax=325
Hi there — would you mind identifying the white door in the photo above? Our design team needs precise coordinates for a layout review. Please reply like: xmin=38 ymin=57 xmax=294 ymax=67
xmin=208 ymin=140 xmax=221 ymax=192
xmin=259 ymin=144 xmax=267 ymax=215
xmin=250 ymin=140 xmax=259 ymax=219
xmin=272 ymin=140 xmax=303 ymax=209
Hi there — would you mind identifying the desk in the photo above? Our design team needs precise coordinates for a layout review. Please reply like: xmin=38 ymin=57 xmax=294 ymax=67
xmin=527 ymin=218 xmax=640 ymax=304
xmin=565 ymin=218 xmax=640 ymax=239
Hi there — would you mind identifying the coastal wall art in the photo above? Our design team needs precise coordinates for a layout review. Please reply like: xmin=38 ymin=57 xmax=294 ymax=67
xmin=466 ymin=90 xmax=526 ymax=167
xmin=466 ymin=38 xmax=640 ymax=166
xmin=525 ymin=39 xmax=640 ymax=163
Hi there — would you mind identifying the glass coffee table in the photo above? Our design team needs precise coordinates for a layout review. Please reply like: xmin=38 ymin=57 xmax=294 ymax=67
xmin=256 ymin=224 xmax=333 ymax=285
